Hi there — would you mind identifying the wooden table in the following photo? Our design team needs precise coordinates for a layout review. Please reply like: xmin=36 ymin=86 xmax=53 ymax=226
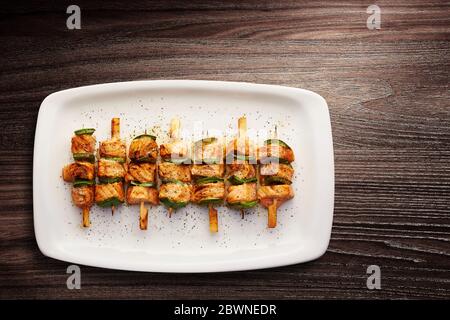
xmin=1 ymin=1 xmax=449 ymax=299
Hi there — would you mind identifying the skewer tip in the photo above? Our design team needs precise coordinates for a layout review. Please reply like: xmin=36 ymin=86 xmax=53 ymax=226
xmin=208 ymin=204 xmax=218 ymax=233
xmin=268 ymin=199 xmax=277 ymax=228
xmin=139 ymin=201 xmax=148 ymax=230
xmin=82 ymin=207 xmax=90 ymax=228
xmin=169 ymin=118 xmax=181 ymax=139
xmin=111 ymin=118 xmax=120 ymax=139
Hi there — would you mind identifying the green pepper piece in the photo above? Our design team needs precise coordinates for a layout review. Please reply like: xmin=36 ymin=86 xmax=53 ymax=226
xmin=196 ymin=177 xmax=224 ymax=185
xmin=229 ymin=200 xmax=258 ymax=209
xmin=278 ymin=158 xmax=291 ymax=165
xmin=74 ymin=128 xmax=95 ymax=135
xmin=234 ymin=154 xmax=257 ymax=163
xmin=259 ymin=157 xmax=291 ymax=165
xmin=133 ymin=134 xmax=157 ymax=141
xmin=197 ymin=158 xmax=221 ymax=164
xmin=198 ymin=198 xmax=223 ymax=206
xmin=264 ymin=139 xmax=292 ymax=150
xmin=228 ymin=175 xmax=244 ymax=185
xmin=160 ymin=198 xmax=188 ymax=209
xmin=263 ymin=176 xmax=292 ymax=185
xmin=195 ymin=137 xmax=217 ymax=146
xmin=73 ymin=153 xmax=95 ymax=163
xmin=228 ymin=176 xmax=257 ymax=185
xmin=102 ymin=157 xmax=126 ymax=163
xmin=130 ymin=181 xmax=155 ymax=187
xmin=161 ymin=179 xmax=186 ymax=185
xmin=98 ymin=177 xmax=123 ymax=184
xmin=96 ymin=197 xmax=123 ymax=208
xmin=131 ymin=156 xmax=156 ymax=163
xmin=73 ymin=179 xmax=95 ymax=187
xmin=164 ymin=157 xmax=191 ymax=165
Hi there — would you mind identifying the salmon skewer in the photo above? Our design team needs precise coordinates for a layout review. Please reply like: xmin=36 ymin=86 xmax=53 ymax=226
xmin=192 ymin=135 xmax=225 ymax=233
xmin=95 ymin=118 xmax=126 ymax=215
xmin=258 ymin=126 xmax=295 ymax=228
xmin=126 ymin=131 xmax=159 ymax=230
xmin=226 ymin=117 xmax=258 ymax=219
xmin=64 ymin=116 xmax=295 ymax=231
xmin=62 ymin=128 xmax=96 ymax=227
xmin=158 ymin=119 xmax=192 ymax=218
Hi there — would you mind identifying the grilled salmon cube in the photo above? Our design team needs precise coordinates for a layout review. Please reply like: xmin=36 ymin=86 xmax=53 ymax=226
xmin=126 ymin=186 xmax=159 ymax=205
xmin=125 ymin=163 xmax=157 ymax=183
xmin=158 ymin=162 xmax=191 ymax=183
xmin=71 ymin=134 xmax=96 ymax=154
xmin=226 ymin=183 xmax=257 ymax=204
xmin=97 ymin=158 xmax=126 ymax=178
xmin=71 ymin=185 xmax=94 ymax=208
xmin=99 ymin=138 xmax=126 ymax=160
xmin=62 ymin=162 xmax=95 ymax=182
xmin=95 ymin=182 xmax=125 ymax=203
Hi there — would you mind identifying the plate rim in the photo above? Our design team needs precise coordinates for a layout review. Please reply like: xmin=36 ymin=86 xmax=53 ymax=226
xmin=33 ymin=80 xmax=334 ymax=273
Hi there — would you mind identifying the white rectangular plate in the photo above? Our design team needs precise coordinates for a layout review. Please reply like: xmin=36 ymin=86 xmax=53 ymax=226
xmin=34 ymin=80 xmax=334 ymax=272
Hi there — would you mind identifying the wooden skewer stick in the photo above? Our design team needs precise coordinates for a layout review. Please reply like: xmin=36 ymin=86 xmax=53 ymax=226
xmin=238 ymin=116 xmax=247 ymax=138
xmin=82 ymin=207 xmax=90 ymax=228
xmin=139 ymin=201 xmax=148 ymax=230
xmin=170 ymin=118 xmax=180 ymax=139
xmin=208 ymin=203 xmax=218 ymax=233
xmin=267 ymin=125 xmax=279 ymax=228
xmin=268 ymin=199 xmax=277 ymax=228
xmin=237 ymin=116 xmax=248 ymax=159
xmin=238 ymin=116 xmax=247 ymax=219
xmin=201 ymin=129 xmax=219 ymax=233
xmin=168 ymin=118 xmax=181 ymax=217
xmin=111 ymin=118 xmax=120 ymax=139
xmin=111 ymin=117 xmax=121 ymax=215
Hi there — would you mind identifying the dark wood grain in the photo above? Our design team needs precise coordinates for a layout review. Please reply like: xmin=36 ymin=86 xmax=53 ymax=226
xmin=0 ymin=0 xmax=449 ymax=299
